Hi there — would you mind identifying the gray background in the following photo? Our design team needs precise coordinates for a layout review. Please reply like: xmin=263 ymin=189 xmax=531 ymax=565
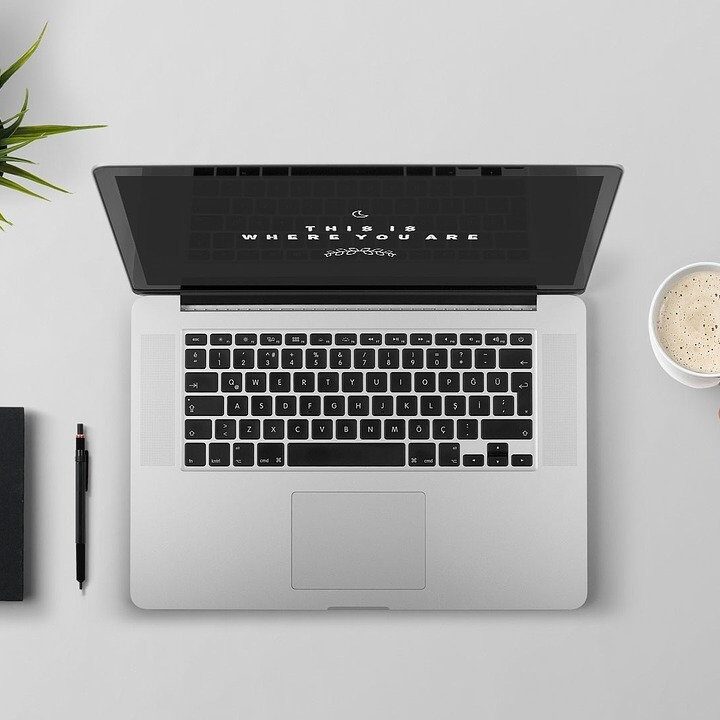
xmin=1 ymin=1 xmax=719 ymax=717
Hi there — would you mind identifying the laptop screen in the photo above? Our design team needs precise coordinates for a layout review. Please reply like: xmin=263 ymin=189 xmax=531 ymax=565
xmin=94 ymin=165 xmax=622 ymax=295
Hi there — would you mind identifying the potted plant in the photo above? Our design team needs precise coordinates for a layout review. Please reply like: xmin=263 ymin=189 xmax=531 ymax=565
xmin=0 ymin=24 xmax=104 ymax=229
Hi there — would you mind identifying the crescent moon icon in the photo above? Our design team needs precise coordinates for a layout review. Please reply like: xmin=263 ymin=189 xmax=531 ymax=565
xmin=351 ymin=209 xmax=368 ymax=218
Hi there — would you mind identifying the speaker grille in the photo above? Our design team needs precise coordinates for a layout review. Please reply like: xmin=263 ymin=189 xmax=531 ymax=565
xmin=540 ymin=333 xmax=578 ymax=466
xmin=139 ymin=334 xmax=176 ymax=467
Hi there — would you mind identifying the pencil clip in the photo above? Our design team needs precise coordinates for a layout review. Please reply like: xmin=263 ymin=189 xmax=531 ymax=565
xmin=84 ymin=450 xmax=89 ymax=491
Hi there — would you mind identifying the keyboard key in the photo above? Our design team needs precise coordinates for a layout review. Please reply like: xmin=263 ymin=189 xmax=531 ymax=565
xmin=385 ymin=333 xmax=407 ymax=345
xmin=258 ymin=349 xmax=279 ymax=369
xmin=499 ymin=348 xmax=532 ymax=369
xmin=510 ymin=333 xmax=532 ymax=345
xmin=410 ymin=333 xmax=432 ymax=345
xmin=185 ymin=396 xmax=224 ymax=416
xmin=439 ymin=443 xmax=460 ymax=467
xmin=487 ymin=455 xmax=509 ymax=467
xmin=288 ymin=443 xmax=405 ymax=466
xmin=360 ymin=333 xmax=382 ymax=345
xmin=335 ymin=333 xmax=357 ymax=345
xmin=493 ymin=395 xmax=514 ymax=416
xmin=511 ymin=372 xmax=533 ymax=416
xmin=235 ymin=333 xmax=257 ymax=345
xmin=185 ymin=419 xmax=212 ymax=440
xmin=366 ymin=372 xmax=388 ymax=393
xmin=415 ymin=372 xmax=436 ymax=392
xmin=305 ymin=348 xmax=327 ymax=369
xmin=227 ymin=396 xmax=248 ymax=416
xmin=384 ymin=419 xmax=405 ymax=439
xmin=260 ymin=333 xmax=282 ymax=345
xmin=488 ymin=442 xmax=509 ymax=456
xmin=432 ymin=419 xmax=454 ymax=439
xmin=378 ymin=348 xmax=400 ymax=369
xmin=481 ymin=420 xmax=533 ymax=440
xmin=435 ymin=333 xmax=457 ymax=346
xmin=285 ymin=333 xmax=307 ymax=345
xmin=185 ymin=333 xmax=207 ymax=345
xmin=220 ymin=373 xmax=242 ymax=392
xmin=251 ymin=396 xmax=273 ymax=416
xmin=185 ymin=443 xmax=206 ymax=467
xmin=354 ymin=349 xmax=376 ymax=368
xmin=462 ymin=372 xmax=484 ymax=392
xmin=287 ymin=419 xmax=309 ymax=439
xmin=275 ymin=396 xmax=297 ymax=416
xmin=309 ymin=333 xmax=332 ymax=345
xmin=468 ymin=395 xmax=491 ymax=416
xmin=360 ymin=419 xmax=381 ymax=439
xmin=210 ymin=333 xmax=232 ymax=346
xmin=336 ymin=419 xmax=358 ymax=439
xmin=420 ymin=396 xmax=442 ymax=416
xmin=238 ymin=420 xmax=261 ymax=439
xmin=396 ymin=396 xmax=418 ymax=416
xmin=462 ymin=454 xmax=485 ymax=467
xmin=330 ymin=348 xmax=351 ymax=369
xmin=293 ymin=372 xmax=315 ymax=392
xmin=185 ymin=372 xmax=218 ymax=393
xmin=511 ymin=454 xmax=533 ymax=467
xmin=438 ymin=372 xmax=460 ymax=393
xmin=185 ymin=348 xmax=206 ymax=369
xmin=450 ymin=348 xmax=472 ymax=369
xmin=263 ymin=419 xmax=284 ymax=439
xmin=208 ymin=443 xmax=230 ymax=466
xmin=409 ymin=419 xmax=430 ymax=439
xmin=457 ymin=419 xmax=478 ymax=439
xmin=209 ymin=349 xmax=231 ymax=369
xmin=444 ymin=396 xmax=466 ymax=416
xmin=427 ymin=349 xmax=448 ymax=368
xmin=311 ymin=420 xmax=333 ymax=439
xmin=341 ymin=372 xmax=363 ymax=393
xmin=474 ymin=348 xmax=496 ymax=369
xmin=299 ymin=396 xmax=321 ymax=416
xmin=269 ymin=372 xmax=291 ymax=393
xmin=402 ymin=348 xmax=424 ymax=369
xmin=215 ymin=419 xmax=236 ymax=439
xmin=281 ymin=348 xmax=303 ymax=369
xmin=348 ymin=396 xmax=370 ymax=416
xmin=487 ymin=372 xmax=508 ymax=392
xmin=257 ymin=443 xmax=284 ymax=466
xmin=323 ymin=396 xmax=345 ymax=416
xmin=408 ymin=443 xmax=435 ymax=467
xmin=245 ymin=372 xmax=267 ymax=392
xmin=459 ymin=333 xmax=483 ymax=345
xmin=318 ymin=372 xmax=340 ymax=393
xmin=486 ymin=333 xmax=507 ymax=346
xmin=232 ymin=443 xmax=254 ymax=467
xmin=233 ymin=348 xmax=254 ymax=369
xmin=371 ymin=396 xmax=393 ymax=416
xmin=390 ymin=372 xmax=412 ymax=392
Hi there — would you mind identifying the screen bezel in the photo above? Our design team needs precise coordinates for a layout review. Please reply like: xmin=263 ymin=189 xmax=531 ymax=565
xmin=93 ymin=164 xmax=623 ymax=297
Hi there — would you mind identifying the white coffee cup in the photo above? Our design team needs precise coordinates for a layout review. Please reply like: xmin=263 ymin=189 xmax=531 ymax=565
xmin=648 ymin=261 xmax=720 ymax=388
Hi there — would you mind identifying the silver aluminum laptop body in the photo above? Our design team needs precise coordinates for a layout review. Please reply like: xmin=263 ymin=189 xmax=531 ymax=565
xmin=95 ymin=164 xmax=622 ymax=610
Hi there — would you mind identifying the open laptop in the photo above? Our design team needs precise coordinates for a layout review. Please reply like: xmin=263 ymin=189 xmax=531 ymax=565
xmin=94 ymin=164 xmax=622 ymax=610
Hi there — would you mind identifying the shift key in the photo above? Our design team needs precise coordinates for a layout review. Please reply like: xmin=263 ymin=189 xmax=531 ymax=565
xmin=481 ymin=419 xmax=533 ymax=440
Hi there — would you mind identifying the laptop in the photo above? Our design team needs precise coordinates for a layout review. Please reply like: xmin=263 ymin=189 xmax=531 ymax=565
xmin=94 ymin=164 xmax=622 ymax=610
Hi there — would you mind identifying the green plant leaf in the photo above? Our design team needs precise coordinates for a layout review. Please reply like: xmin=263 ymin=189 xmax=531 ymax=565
xmin=0 ymin=164 xmax=67 ymax=192
xmin=1 ymin=134 xmax=46 ymax=154
xmin=0 ymin=89 xmax=30 ymax=139
xmin=0 ymin=155 xmax=35 ymax=163
xmin=0 ymin=210 xmax=12 ymax=227
xmin=0 ymin=175 xmax=48 ymax=200
xmin=0 ymin=23 xmax=47 ymax=90
xmin=8 ymin=123 xmax=106 ymax=140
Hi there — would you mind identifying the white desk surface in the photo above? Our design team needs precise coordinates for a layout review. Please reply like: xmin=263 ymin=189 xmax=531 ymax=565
xmin=2 ymin=1 xmax=720 ymax=718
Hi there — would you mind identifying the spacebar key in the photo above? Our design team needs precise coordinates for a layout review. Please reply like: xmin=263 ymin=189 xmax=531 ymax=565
xmin=288 ymin=443 xmax=405 ymax=466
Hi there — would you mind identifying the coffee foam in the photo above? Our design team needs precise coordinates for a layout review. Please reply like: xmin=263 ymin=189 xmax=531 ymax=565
xmin=656 ymin=270 xmax=720 ymax=373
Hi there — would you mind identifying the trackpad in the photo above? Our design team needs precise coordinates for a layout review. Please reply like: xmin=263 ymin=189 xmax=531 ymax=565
xmin=291 ymin=492 xmax=426 ymax=590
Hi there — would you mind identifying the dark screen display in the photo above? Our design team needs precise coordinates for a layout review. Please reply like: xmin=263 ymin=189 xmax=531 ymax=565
xmin=96 ymin=166 xmax=622 ymax=293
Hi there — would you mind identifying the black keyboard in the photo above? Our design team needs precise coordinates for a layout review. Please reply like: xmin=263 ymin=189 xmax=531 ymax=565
xmin=184 ymin=330 xmax=535 ymax=469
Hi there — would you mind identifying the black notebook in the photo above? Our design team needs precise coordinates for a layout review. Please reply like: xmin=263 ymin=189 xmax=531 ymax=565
xmin=0 ymin=408 xmax=24 ymax=600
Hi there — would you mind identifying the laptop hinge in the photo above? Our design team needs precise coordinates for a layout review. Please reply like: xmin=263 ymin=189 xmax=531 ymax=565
xmin=179 ymin=286 xmax=537 ymax=309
